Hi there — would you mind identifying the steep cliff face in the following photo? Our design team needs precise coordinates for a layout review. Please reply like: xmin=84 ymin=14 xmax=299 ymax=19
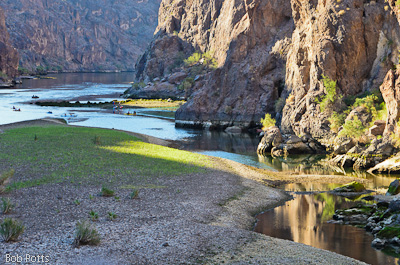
xmin=0 ymin=7 xmax=18 ymax=82
xmin=137 ymin=0 xmax=294 ymax=128
xmin=136 ymin=0 xmax=400 ymax=135
xmin=282 ymin=0 xmax=398 ymax=139
xmin=0 ymin=0 xmax=161 ymax=72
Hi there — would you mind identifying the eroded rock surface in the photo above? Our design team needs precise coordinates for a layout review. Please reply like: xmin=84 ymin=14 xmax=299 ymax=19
xmin=0 ymin=6 xmax=18 ymax=84
xmin=0 ymin=0 xmax=161 ymax=72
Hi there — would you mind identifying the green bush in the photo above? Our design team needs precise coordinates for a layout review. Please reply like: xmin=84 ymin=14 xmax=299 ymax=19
xmin=132 ymin=82 xmax=146 ymax=90
xmin=329 ymin=112 xmax=346 ymax=133
xmin=101 ymin=186 xmax=115 ymax=197
xmin=0 ymin=218 xmax=24 ymax=242
xmin=178 ymin=77 xmax=195 ymax=91
xmin=184 ymin=51 xmax=217 ymax=69
xmin=316 ymin=75 xmax=340 ymax=112
xmin=1 ymin=198 xmax=14 ymax=214
xmin=0 ymin=169 xmax=14 ymax=193
xmin=338 ymin=116 xmax=366 ymax=139
xmin=107 ymin=212 xmax=117 ymax=221
xmin=184 ymin=52 xmax=202 ymax=66
xmin=73 ymin=220 xmax=100 ymax=246
xmin=260 ymin=114 xmax=276 ymax=130
xmin=89 ymin=210 xmax=99 ymax=221
xmin=130 ymin=189 xmax=139 ymax=199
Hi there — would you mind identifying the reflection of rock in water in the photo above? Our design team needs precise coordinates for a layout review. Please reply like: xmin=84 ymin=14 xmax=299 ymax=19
xmin=182 ymin=131 xmax=260 ymax=154
xmin=257 ymin=154 xmax=327 ymax=173
xmin=255 ymin=194 xmax=397 ymax=265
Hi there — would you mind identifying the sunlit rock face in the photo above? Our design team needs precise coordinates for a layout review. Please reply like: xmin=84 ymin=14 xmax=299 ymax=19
xmin=138 ymin=0 xmax=400 ymax=136
xmin=137 ymin=0 xmax=294 ymax=129
xmin=0 ymin=7 xmax=18 ymax=80
xmin=0 ymin=0 xmax=161 ymax=72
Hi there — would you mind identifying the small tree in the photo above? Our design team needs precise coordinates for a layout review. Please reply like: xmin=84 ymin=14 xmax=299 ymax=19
xmin=316 ymin=75 xmax=340 ymax=112
xmin=338 ymin=116 xmax=366 ymax=139
xmin=260 ymin=114 xmax=276 ymax=131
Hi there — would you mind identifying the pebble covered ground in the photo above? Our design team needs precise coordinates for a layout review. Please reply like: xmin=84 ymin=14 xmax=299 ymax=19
xmin=0 ymin=120 xmax=367 ymax=264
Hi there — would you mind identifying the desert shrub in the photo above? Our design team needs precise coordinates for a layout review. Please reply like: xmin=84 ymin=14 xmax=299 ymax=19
xmin=107 ymin=212 xmax=117 ymax=221
xmin=315 ymin=75 xmax=340 ymax=112
xmin=184 ymin=51 xmax=217 ymax=69
xmin=178 ymin=77 xmax=195 ymax=91
xmin=329 ymin=112 xmax=346 ymax=133
xmin=89 ymin=210 xmax=99 ymax=221
xmin=1 ymin=198 xmax=14 ymax=214
xmin=184 ymin=52 xmax=202 ymax=66
xmin=260 ymin=114 xmax=276 ymax=131
xmin=101 ymin=186 xmax=114 ymax=197
xmin=338 ymin=116 xmax=366 ymax=139
xmin=131 ymin=82 xmax=146 ymax=90
xmin=0 ymin=169 xmax=14 ymax=193
xmin=202 ymin=51 xmax=218 ymax=69
xmin=73 ymin=220 xmax=100 ymax=246
xmin=130 ymin=189 xmax=139 ymax=199
xmin=0 ymin=218 xmax=24 ymax=242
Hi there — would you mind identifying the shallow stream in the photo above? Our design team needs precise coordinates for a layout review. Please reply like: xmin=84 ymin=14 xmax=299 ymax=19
xmin=1 ymin=73 xmax=399 ymax=264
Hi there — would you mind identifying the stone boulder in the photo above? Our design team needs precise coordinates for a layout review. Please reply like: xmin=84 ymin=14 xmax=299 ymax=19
xmin=387 ymin=179 xmax=400 ymax=196
xmin=257 ymin=126 xmax=283 ymax=155
xmin=369 ymin=120 xmax=386 ymax=136
xmin=168 ymin=72 xmax=188 ymax=85
xmin=368 ymin=154 xmax=400 ymax=174
xmin=333 ymin=138 xmax=355 ymax=155
xmin=332 ymin=181 xmax=366 ymax=193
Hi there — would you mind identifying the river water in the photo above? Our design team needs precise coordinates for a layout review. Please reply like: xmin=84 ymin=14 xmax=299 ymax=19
xmin=2 ymin=73 xmax=399 ymax=264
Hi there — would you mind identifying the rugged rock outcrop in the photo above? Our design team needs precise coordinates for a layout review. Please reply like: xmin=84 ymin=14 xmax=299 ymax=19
xmin=0 ymin=0 xmax=161 ymax=72
xmin=281 ymin=0 xmax=395 ymax=139
xmin=0 ymin=6 xmax=18 ymax=84
xmin=380 ymin=69 xmax=400 ymax=135
xmin=136 ymin=0 xmax=294 ymax=129
xmin=135 ymin=0 xmax=400 ymax=135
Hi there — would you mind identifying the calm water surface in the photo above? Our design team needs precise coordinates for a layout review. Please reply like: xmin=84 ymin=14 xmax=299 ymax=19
xmin=3 ymin=73 xmax=400 ymax=264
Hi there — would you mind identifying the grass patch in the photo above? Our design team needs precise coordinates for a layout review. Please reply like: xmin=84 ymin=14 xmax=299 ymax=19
xmin=0 ymin=218 xmax=24 ymax=242
xmin=73 ymin=220 xmax=100 ymax=246
xmin=0 ymin=126 xmax=213 ymax=189
xmin=101 ymin=186 xmax=115 ymax=197
xmin=122 ymin=99 xmax=185 ymax=110
xmin=0 ymin=169 xmax=14 ymax=193
xmin=1 ymin=198 xmax=14 ymax=214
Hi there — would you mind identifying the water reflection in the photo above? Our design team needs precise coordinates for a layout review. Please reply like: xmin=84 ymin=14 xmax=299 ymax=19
xmin=255 ymin=194 xmax=399 ymax=265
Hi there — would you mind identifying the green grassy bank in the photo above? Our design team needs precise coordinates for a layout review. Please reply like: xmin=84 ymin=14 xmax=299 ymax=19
xmin=0 ymin=126 xmax=213 ymax=190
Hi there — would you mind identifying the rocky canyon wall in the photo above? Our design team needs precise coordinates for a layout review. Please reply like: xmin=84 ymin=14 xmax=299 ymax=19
xmin=0 ymin=7 xmax=18 ymax=82
xmin=136 ymin=0 xmax=400 ymax=135
xmin=0 ymin=0 xmax=161 ymax=72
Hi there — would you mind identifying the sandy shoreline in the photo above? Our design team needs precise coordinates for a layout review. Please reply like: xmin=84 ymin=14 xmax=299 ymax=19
xmin=0 ymin=119 xmax=367 ymax=264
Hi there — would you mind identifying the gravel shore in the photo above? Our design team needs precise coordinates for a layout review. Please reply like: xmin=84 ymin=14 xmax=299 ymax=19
xmin=0 ymin=119 xmax=367 ymax=264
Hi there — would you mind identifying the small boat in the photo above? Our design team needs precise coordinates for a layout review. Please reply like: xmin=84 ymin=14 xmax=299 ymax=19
xmin=32 ymin=95 xmax=39 ymax=99
xmin=47 ymin=111 xmax=53 ymax=114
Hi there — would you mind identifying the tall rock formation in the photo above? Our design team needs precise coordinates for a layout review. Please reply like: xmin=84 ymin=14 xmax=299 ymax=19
xmin=0 ymin=6 xmax=18 ymax=82
xmin=0 ymin=0 xmax=161 ymax=72
xmin=281 ymin=0 xmax=396 ymax=140
xmin=136 ymin=0 xmax=294 ymax=128
xmin=136 ymin=0 xmax=400 ymax=138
